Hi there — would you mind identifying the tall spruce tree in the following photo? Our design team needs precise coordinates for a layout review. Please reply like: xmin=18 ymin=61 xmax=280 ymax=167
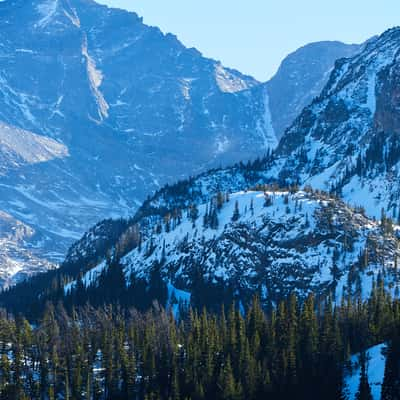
xmin=356 ymin=352 xmax=373 ymax=400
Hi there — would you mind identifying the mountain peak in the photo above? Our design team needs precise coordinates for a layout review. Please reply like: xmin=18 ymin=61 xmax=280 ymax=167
xmin=264 ymin=25 xmax=400 ymax=219
xmin=34 ymin=0 xmax=78 ymax=28
xmin=265 ymin=39 xmax=362 ymax=138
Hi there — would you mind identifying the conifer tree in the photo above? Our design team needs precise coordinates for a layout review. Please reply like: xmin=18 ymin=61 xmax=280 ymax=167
xmin=231 ymin=201 xmax=240 ymax=222
xmin=381 ymin=334 xmax=400 ymax=400
xmin=356 ymin=352 xmax=373 ymax=400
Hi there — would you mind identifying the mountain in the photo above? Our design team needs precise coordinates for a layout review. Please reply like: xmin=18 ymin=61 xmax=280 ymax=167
xmin=2 ymin=26 xmax=400 ymax=312
xmin=136 ymin=27 xmax=400 ymax=222
xmin=6 ymin=26 xmax=397 ymax=311
xmin=69 ymin=189 xmax=400 ymax=306
xmin=265 ymin=41 xmax=362 ymax=138
xmin=0 ymin=0 xmax=362 ymax=285
xmin=270 ymin=27 xmax=400 ymax=219
xmin=0 ymin=0 xmax=263 ymax=281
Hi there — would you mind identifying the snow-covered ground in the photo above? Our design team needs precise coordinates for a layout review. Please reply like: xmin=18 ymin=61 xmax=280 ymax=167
xmin=167 ymin=282 xmax=191 ymax=318
xmin=345 ymin=343 xmax=387 ymax=400
xmin=64 ymin=190 xmax=400 ymax=305
xmin=0 ymin=211 xmax=55 ymax=287
xmin=266 ymin=28 xmax=400 ymax=222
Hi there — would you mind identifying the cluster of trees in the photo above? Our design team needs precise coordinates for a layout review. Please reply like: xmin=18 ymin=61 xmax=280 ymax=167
xmin=360 ymin=132 xmax=400 ymax=175
xmin=329 ymin=132 xmax=400 ymax=223
xmin=382 ymin=331 xmax=400 ymax=398
xmin=139 ymin=153 xmax=274 ymax=221
xmin=202 ymin=192 xmax=229 ymax=229
xmin=0 ymin=281 xmax=399 ymax=399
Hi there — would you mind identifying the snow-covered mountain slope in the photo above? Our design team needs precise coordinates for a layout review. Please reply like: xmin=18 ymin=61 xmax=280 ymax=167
xmin=61 ymin=189 xmax=400 ymax=308
xmin=0 ymin=0 xmax=361 ymax=284
xmin=269 ymin=27 xmax=400 ymax=219
xmin=0 ymin=211 xmax=55 ymax=288
xmin=33 ymin=27 xmax=400 ymax=308
xmin=0 ymin=122 xmax=68 ymax=173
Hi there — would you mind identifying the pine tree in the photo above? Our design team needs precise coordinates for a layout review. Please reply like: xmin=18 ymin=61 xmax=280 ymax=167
xmin=381 ymin=335 xmax=400 ymax=400
xmin=250 ymin=198 xmax=254 ymax=216
xmin=356 ymin=352 xmax=373 ymax=400
xmin=217 ymin=356 xmax=239 ymax=400
xmin=189 ymin=204 xmax=199 ymax=224
xmin=232 ymin=201 xmax=240 ymax=222
xmin=217 ymin=192 xmax=225 ymax=210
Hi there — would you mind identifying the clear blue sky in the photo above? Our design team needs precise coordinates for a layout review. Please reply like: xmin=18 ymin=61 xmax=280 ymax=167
xmin=97 ymin=0 xmax=399 ymax=81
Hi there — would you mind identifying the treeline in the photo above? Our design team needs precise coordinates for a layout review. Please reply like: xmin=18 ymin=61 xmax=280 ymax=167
xmin=330 ymin=131 xmax=400 ymax=223
xmin=0 ymin=281 xmax=399 ymax=399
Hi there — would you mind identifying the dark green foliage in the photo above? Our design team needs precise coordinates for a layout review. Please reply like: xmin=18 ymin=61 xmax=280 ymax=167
xmin=355 ymin=352 xmax=373 ymax=400
xmin=381 ymin=329 xmax=400 ymax=400
xmin=231 ymin=200 xmax=240 ymax=221
xmin=0 ymin=288 xmax=397 ymax=399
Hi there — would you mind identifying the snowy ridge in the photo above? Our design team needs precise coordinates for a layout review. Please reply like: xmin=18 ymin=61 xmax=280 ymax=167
xmin=214 ymin=63 xmax=255 ymax=93
xmin=265 ymin=27 xmax=400 ymax=219
xmin=64 ymin=190 xmax=400 ymax=306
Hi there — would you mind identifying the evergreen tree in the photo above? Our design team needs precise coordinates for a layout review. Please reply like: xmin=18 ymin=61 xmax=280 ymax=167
xmin=382 ymin=334 xmax=400 ymax=400
xmin=356 ymin=352 xmax=373 ymax=400
xmin=231 ymin=201 xmax=240 ymax=222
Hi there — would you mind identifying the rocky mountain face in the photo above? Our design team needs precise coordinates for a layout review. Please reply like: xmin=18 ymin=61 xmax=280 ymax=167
xmin=0 ymin=211 xmax=55 ymax=288
xmin=46 ymin=27 xmax=400 ymax=309
xmin=0 ymin=0 xmax=362 ymax=284
xmin=265 ymin=41 xmax=362 ymax=138
xmin=270 ymin=27 xmax=400 ymax=219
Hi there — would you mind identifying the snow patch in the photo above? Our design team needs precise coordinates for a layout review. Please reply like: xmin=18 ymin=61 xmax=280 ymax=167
xmin=36 ymin=0 xmax=58 ymax=28
xmin=345 ymin=343 xmax=386 ymax=400
xmin=257 ymin=88 xmax=278 ymax=150
xmin=215 ymin=64 xmax=251 ymax=93
xmin=180 ymin=78 xmax=193 ymax=100
xmin=64 ymin=260 xmax=108 ymax=294
xmin=167 ymin=283 xmax=191 ymax=319
xmin=214 ymin=135 xmax=230 ymax=155
xmin=63 ymin=6 xmax=80 ymax=27
xmin=0 ymin=122 xmax=68 ymax=169
xmin=82 ymin=35 xmax=109 ymax=121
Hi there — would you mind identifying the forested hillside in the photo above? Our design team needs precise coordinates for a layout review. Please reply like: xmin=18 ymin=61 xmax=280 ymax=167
xmin=3 ymin=187 xmax=400 ymax=320
xmin=0 ymin=286 xmax=398 ymax=399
